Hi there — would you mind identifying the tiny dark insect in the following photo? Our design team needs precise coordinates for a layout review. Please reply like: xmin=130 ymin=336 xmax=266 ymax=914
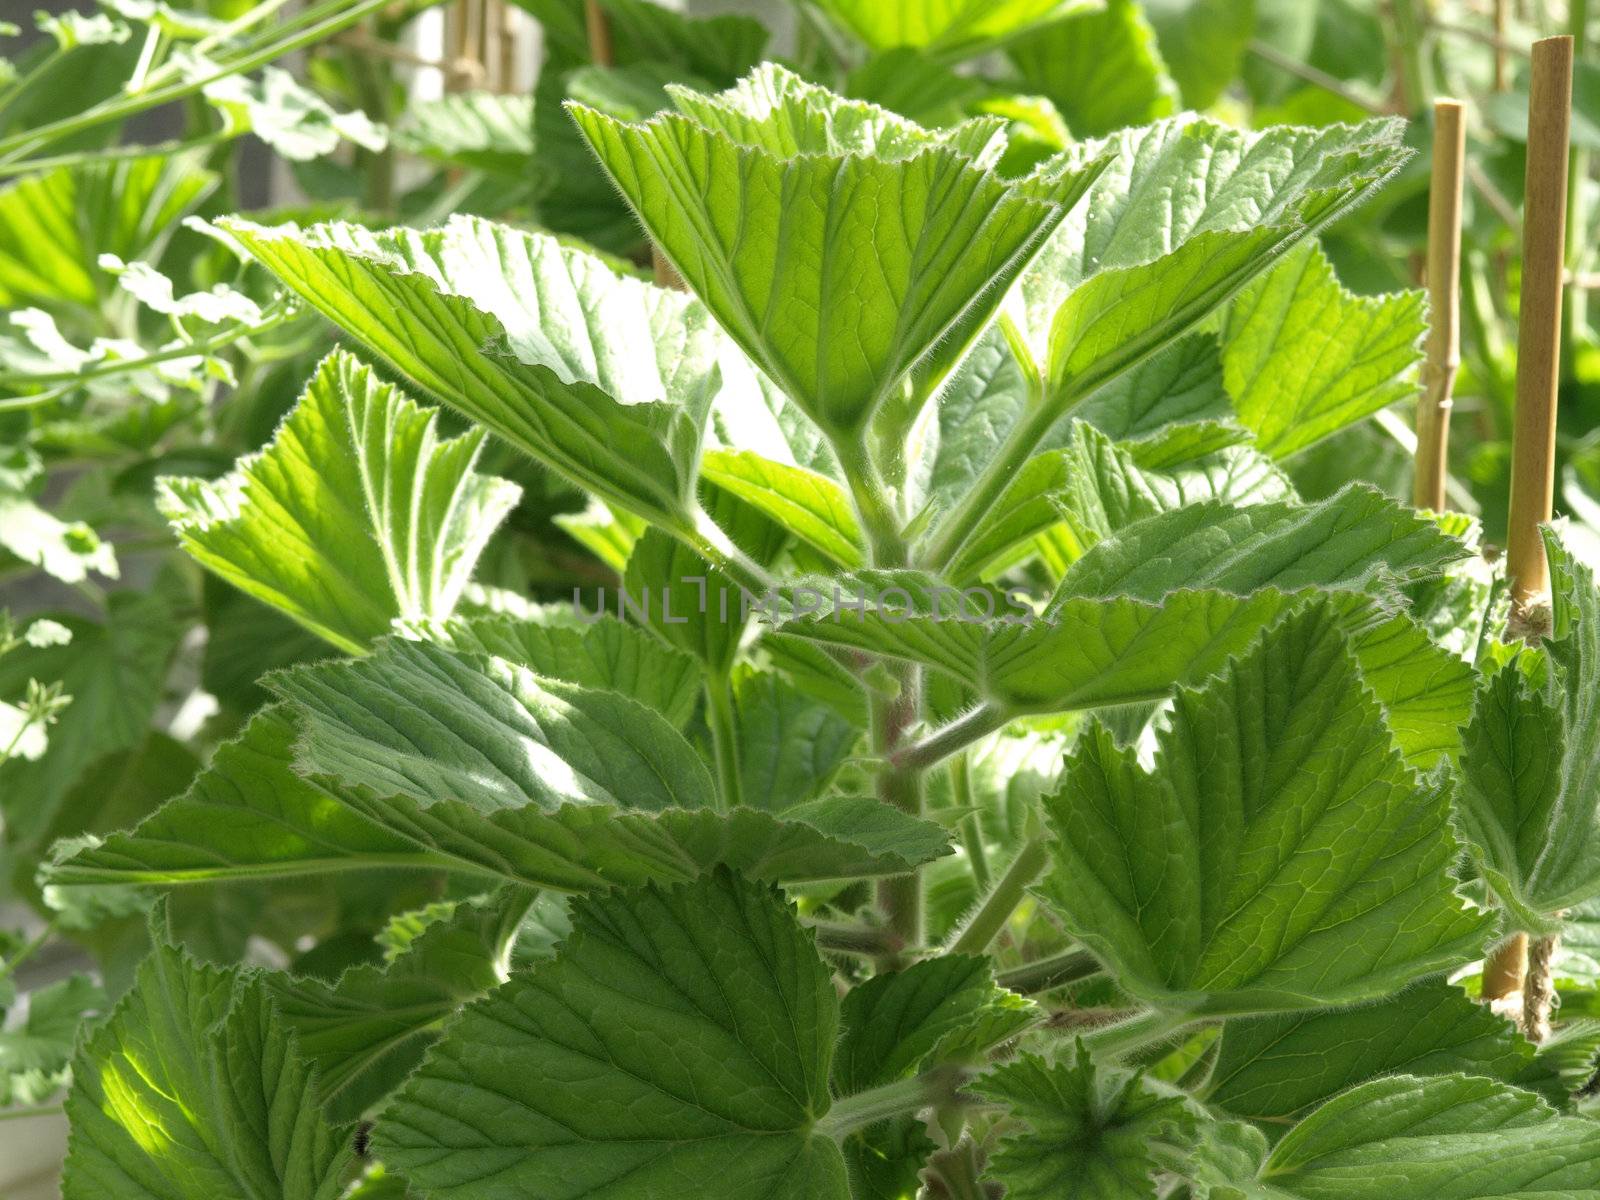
xmin=354 ymin=1122 xmax=374 ymax=1158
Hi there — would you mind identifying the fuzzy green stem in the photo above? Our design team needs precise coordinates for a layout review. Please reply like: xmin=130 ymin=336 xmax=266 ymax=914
xmin=922 ymin=365 xmax=1055 ymax=574
xmin=808 ymin=919 xmax=904 ymax=958
xmin=0 ymin=304 xmax=297 ymax=403
xmin=872 ymin=671 xmax=926 ymax=951
xmin=895 ymin=702 xmax=1009 ymax=772
xmin=0 ymin=129 xmax=237 ymax=178
xmin=947 ymin=836 xmax=1049 ymax=956
xmin=951 ymin=753 xmax=991 ymax=893
xmin=705 ymin=671 xmax=742 ymax=811
xmin=679 ymin=506 xmax=776 ymax=598
xmin=1076 ymin=1009 xmax=1188 ymax=1058
xmin=0 ymin=922 xmax=53 ymax=981
xmin=1389 ymin=0 xmax=1432 ymax=114
xmin=818 ymin=1074 xmax=938 ymax=1139
xmin=837 ymin=434 xmax=908 ymax=566
xmin=996 ymin=948 xmax=1102 ymax=996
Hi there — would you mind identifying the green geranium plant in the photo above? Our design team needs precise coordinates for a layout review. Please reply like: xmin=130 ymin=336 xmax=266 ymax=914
xmin=23 ymin=47 xmax=1600 ymax=1200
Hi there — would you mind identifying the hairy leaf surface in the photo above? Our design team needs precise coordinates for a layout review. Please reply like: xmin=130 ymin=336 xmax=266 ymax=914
xmin=571 ymin=65 xmax=1101 ymax=433
xmin=161 ymin=352 xmax=519 ymax=655
xmin=221 ymin=214 xmax=718 ymax=531
xmin=1221 ymin=241 xmax=1426 ymax=459
xmin=1457 ymin=530 xmax=1600 ymax=926
xmin=1037 ymin=604 xmax=1488 ymax=1015
xmin=376 ymin=870 xmax=850 ymax=1199
xmin=62 ymin=931 xmax=351 ymax=1200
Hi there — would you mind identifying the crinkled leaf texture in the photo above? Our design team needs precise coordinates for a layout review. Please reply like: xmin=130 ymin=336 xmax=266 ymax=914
xmin=1220 ymin=240 xmax=1426 ymax=459
xmin=1186 ymin=1075 xmax=1600 ymax=1197
xmin=1004 ymin=117 xmax=1408 ymax=420
xmin=834 ymin=955 xmax=1037 ymax=1094
xmin=376 ymin=869 xmax=850 ymax=1200
xmin=62 ymin=924 xmax=352 ymax=1200
xmin=975 ymin=1043 xmax=1196 ymax=1200
xmin=269 ymin=887 xmax=535 ymax=1122
xmin=160 ymin=351 xmax=520 ymax=655
xmin=49 ymin=646 xmax=948 ymax=894
xmin=1037 ymin=603 xmax=1489 ymax=1016
xmin=1206 ymin=980 xmax=1535 ymax=1124
xmin=779 ymin=485 xmax=1471 ymax=766
xmin=1457 ymin=529 xmax=1600 ymax=929
xmin=571 ymin=64 xmax=1104 ymax=434
xmin=220 ymin=213 xmax=718 ymax=532
xmin=410 ymin=610 xmax=702 ymax=730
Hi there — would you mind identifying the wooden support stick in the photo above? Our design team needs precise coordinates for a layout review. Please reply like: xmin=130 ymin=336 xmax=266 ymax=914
xmin=1506 ymin=35 xmax=1573 ymax=617
xmin=1494 ymin=0 xmax=1510 ymax=92
xmin=584 ymin=0 xmax=613 ymax=66
xmin=1484 ymin=35 xmax=1575 ymax=1010
xmin=1414 ymin=99 xmax=1466 ymax=512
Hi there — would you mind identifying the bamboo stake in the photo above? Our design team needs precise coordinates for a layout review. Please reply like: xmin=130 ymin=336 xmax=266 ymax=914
xmin=584 ymin=0 xmax=613 ymax=66
xmin=1415 ymin=99 xmax=1467 ymax=512
xmin=1484 ymin=34 xmax=1575 ymax=1016
xmin=1506 ymin=35 xmax=1573 ymax=618
xmin=1495 ymin=0 xmax=1511 ymax=92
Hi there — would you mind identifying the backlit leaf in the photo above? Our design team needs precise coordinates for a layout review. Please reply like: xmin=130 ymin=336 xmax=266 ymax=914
xmin=375 ymin=869 xmax=851 ymax=1199
xmin=1037 ymin=603 xmax=1489 ymax=1016
xmin=160 ymin=351 xmax=520 ymax=655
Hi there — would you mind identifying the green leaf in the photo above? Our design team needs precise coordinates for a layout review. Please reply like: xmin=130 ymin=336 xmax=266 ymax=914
xmin=396 ymin=91 xmax=533 ymax=174
xmin=1145 ymin=0 xmax=1256 ymax=109
xmin=1206 ymin=981 xmax=1533 ymax=1124
xmin=0 ymin=487 xmax=119 ymax=585
xmin=1074 ymin=333 xmax=1239 ymax=447
xmin=732 ymin=666 xmax=856 ymax=811
xmin=928 ymin=324 xmax=1032 ymax=502
xmin=812 ymin=0 xmax=1094 ymax=59
xmin=1056 ymin=483 xmax=1464 ymax=601
xmin=779 ymin=569 xmax=1301 ymax=713
xmin=62 ymin=929 xmax=352 ymax=1200
xmin=51 ymin=698 xmax=948 ymax=895
xmin=588 ymin=0 xmax=769 ymax=81
xmin=272 ymin=638 xmax=715 ymax=814
xmin=0 ymin=592 xmax=182 ymax=860
xmin=413 ymin=611 xmax=702 ymax=730
xmin=1190 ymin=1075 xmax=1600 ymax=1198
xmin=622 ymin=527 xmax=747 ymax=674
xmin=1037 ymin=603 xmax=1489 ymax=1016
xmin=1456 ymin=530 xmax=1600 ymax=926
xmin=268 ymin=888 xmax=535 ymax=1122
xmin=47 ymin=706 xmax=459 ymax=888
xmin=834 ymin=955 xmax=1036 ymax=1094
xmin=220 ymin=214 xmax=718 ymax=532
xmin=975 ymin=1044 xmax=1195 ymax=1200
xmin=949 ymin=422 xmax=1291 ymax=581
xmin=161 ymin=351 xmax=520 ymax=655
xmin=203 ymin=66 xmax=385 ymax=161
xmin=1220 ymin=241 xmax=1426 ymax=459
xmin=1011 ymin=117 xmax=1409 ymax=381
xmin=0 ymin=974 xmax=104 ymax=1104
xmin=570 ymin=65 xmax=1102 ymax=435
xmin=1009 ymin=0 xmax=1179 ymax=138
xmin=375 ymin=869 xmax=850 ymax=1199
xmin=701 ymin=448 xmax=864 ymax=569
xmin=0 ymin=154 xmax=217 ymax=312
xmin=1057 ymin=482 xmax=1473 ymax=765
